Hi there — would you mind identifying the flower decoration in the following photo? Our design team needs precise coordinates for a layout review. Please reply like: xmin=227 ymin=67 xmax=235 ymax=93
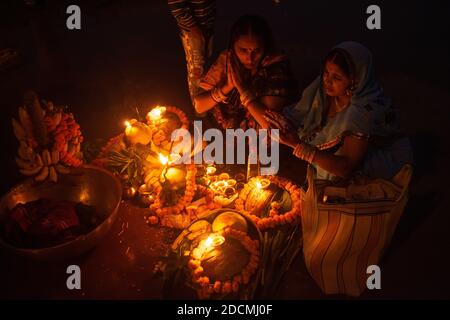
xmin=234 ymin=176 xmax=302 ymax=230
xmin=187 ymin=226 xmax=260 ymax=299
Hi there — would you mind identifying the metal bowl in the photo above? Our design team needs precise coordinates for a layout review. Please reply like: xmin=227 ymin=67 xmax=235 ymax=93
xmin=0 ymin=165 xmax=122 ymax=260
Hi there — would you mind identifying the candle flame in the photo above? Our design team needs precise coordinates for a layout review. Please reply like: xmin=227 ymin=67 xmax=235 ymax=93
xmin=205 ymin=234 xmax=225 ymax=249
xmin=159 ymin=153 xmax=168 ymax=165
xmin=206 ymin=166 xmax=216 ymax=175
xmin=148 ymin=106 xmax=166 ymax=121
xmin=124 ymin=120 xmax=131 ymax=128
xmin=204 ymin=236 xmax=213 ymax=248
xmin=255 ymin=178 xmax=270 ymax=190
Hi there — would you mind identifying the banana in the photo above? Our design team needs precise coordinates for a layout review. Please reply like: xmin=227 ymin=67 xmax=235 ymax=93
xmin=42 ymin=149 xmax=51 ymax=166
xmin=35 ymin=166 xmax=49 ymax=182
xmin=18 ymin=141 xmax=30 ymax=160
xmin=35 ymin=154 xmax=43 ymax=167
xmin=18 ymin=107 xmax=33 ymax=137
xmin=25 ymin=146 xmax=34 ymax=161
xmin=16 ymin=157 xmax=34 ymax=170
xmin=67 ymin=144 xmax=76 ymax=156
xmin=47 ymin=101 xmax=54 ymax=111
xmin=12 ymin=118 xmax=26 ymax=141
xmin=48 ymin=166 xmax=57 ymax=182
xmin=53 ymin=112 xmax=62 ymax=126
xmin=55 ymin=164 xmax=70 ymax=174
xmin=144 ymin=174 xmax=153 ymax=184
xmin=75 ymin=143 xmax=81 ymax=153
xmin=62 ymin=142 xmax=68 ymax=153
xmin=20 ymin=165 xmax=44 ymax=176
xmin=51 ymin=148 xmax=59 ymax=164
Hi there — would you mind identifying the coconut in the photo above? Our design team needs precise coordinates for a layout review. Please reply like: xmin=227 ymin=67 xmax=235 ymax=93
xmin=212 ymin=211 xmax=248 ymax=233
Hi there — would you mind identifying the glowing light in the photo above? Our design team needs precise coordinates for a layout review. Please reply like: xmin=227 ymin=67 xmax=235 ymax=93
xmin=255 ymin=178 xmax=270 ymax=190
xmin=159 ymin=153 xmax=168 ymax=165
xmin=206 ymin=166 xmax=216 ymax=175
xmin=124 ymin=120 xmax=131 ymax=128
xmin=148 ymin=106 xmax=166 ymax=121
xmin=207 ymin=234 xmax=225 ymax=247
xmin=204 ymin=236 xmax=214 ymax=247
xmin=194 ymin=233 xmax=225 ymax=259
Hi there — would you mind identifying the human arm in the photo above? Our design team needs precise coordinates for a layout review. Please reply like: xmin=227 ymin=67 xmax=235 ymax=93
xmin=228 ymin=57 xmax=289 ymax=129
xmin=264 ymin=111 xmax=369 ymax=178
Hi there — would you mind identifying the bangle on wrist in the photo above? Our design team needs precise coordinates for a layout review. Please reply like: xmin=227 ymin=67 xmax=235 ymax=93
xmin=293 ymin=142 xmax=317 ymax=164
xmin=210 ymin=86 xmax=228 ymax=103
xmin=240 ymin=90 xmax=256 ymax=108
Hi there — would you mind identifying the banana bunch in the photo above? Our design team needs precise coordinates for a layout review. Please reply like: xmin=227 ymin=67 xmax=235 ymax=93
xmin=13 ymin=105 xmax=70 ymax=183
xmin=16 ymin=146 xmax=70 ymax=182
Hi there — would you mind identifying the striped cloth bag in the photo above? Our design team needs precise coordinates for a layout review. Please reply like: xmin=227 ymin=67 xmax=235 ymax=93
xmin=300 ymin=164 xmax=413 ymax=296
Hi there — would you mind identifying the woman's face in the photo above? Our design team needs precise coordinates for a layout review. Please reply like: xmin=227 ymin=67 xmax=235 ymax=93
xmin=322 ymin=60 xmax=352 ymax=97
xmin=233 ymin=34 xmax=265 ymax=71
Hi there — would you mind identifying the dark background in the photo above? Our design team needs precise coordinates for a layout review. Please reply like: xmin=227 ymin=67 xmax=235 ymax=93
xmin=0 ymin=0 xmax=449 ymax=299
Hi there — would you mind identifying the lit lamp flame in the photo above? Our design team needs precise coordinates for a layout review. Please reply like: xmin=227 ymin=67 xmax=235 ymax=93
xmin=124 ymin=120 xmax=131 ymax=128
xmin=148 ymin=106 xmax=166 ymax=121
xmin=255 ymin=178 xmax=270 ymax=190
xmin=205 ymin=234 xmax=225 ymax=248
xmin=193 ymin=233 xmax=225 ymax=259
xmin=159 ymin=153 xmax=168 ymax=165
xmin=206 ymin=166 xmax=216 ymax=175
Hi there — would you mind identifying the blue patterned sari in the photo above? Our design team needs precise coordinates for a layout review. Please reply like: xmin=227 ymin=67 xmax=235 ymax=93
xmin=284 ymin=42 xmax=413 ymax=181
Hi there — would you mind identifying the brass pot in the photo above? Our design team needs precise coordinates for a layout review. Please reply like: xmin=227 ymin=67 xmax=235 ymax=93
xmin=0 ymin=165 xmax=122 ymax=260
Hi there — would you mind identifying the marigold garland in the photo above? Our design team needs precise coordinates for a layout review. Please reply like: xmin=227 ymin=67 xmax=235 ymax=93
xmin=13 ymin=97 xmax=83 ymax=182
xmin=187 ymin=226 xmax=260 ymax=299
xmin=191 ymin=184 xmax=222 ymax=213
xmin=147 ymin=106 xmax=189 ymax=147
xmin=51 ymin=112 xmax=83 ymax=167
xmin=234 ymin=176 xmax=302 ymax=230
xmin=148 ymin=164 xmax=197 ymax=225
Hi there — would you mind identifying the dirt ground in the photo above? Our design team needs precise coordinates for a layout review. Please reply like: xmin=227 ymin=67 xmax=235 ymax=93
xmin=0 ymin=0 xmax=449 ymax=299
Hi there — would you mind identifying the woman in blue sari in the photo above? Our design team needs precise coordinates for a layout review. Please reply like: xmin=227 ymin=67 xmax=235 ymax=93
xmin=262 ymin=42 xmax=414 ymax=296
xmin=263 ymin=41 xmax=412 ymax=181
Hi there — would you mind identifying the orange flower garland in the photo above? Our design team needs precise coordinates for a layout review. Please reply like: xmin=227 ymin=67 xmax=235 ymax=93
xmin=187 ymin=227 xmax=260 ymax=299
xmin=51 ymin=112 xmax=83 ymax=167
xmin=146 ymin=106 xmax=189 ymax=147
xmin=234 ymin=176 xmax=302 ymax=230
xmin=164 ymin=106 xmax=190 ymax=129
xmin=148 ymin=163 xmax=197 ymax=226
xmin=192 ymin=184 xmax=221 ymax=213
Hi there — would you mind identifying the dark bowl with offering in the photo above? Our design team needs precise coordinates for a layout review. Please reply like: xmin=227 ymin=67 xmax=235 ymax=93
xmin=0 ymin=165 xmax=122 ymax=260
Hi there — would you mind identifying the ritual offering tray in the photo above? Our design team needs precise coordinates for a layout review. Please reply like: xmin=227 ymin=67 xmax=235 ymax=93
xmin=163 ymin=209 xmax=262 ymax=299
